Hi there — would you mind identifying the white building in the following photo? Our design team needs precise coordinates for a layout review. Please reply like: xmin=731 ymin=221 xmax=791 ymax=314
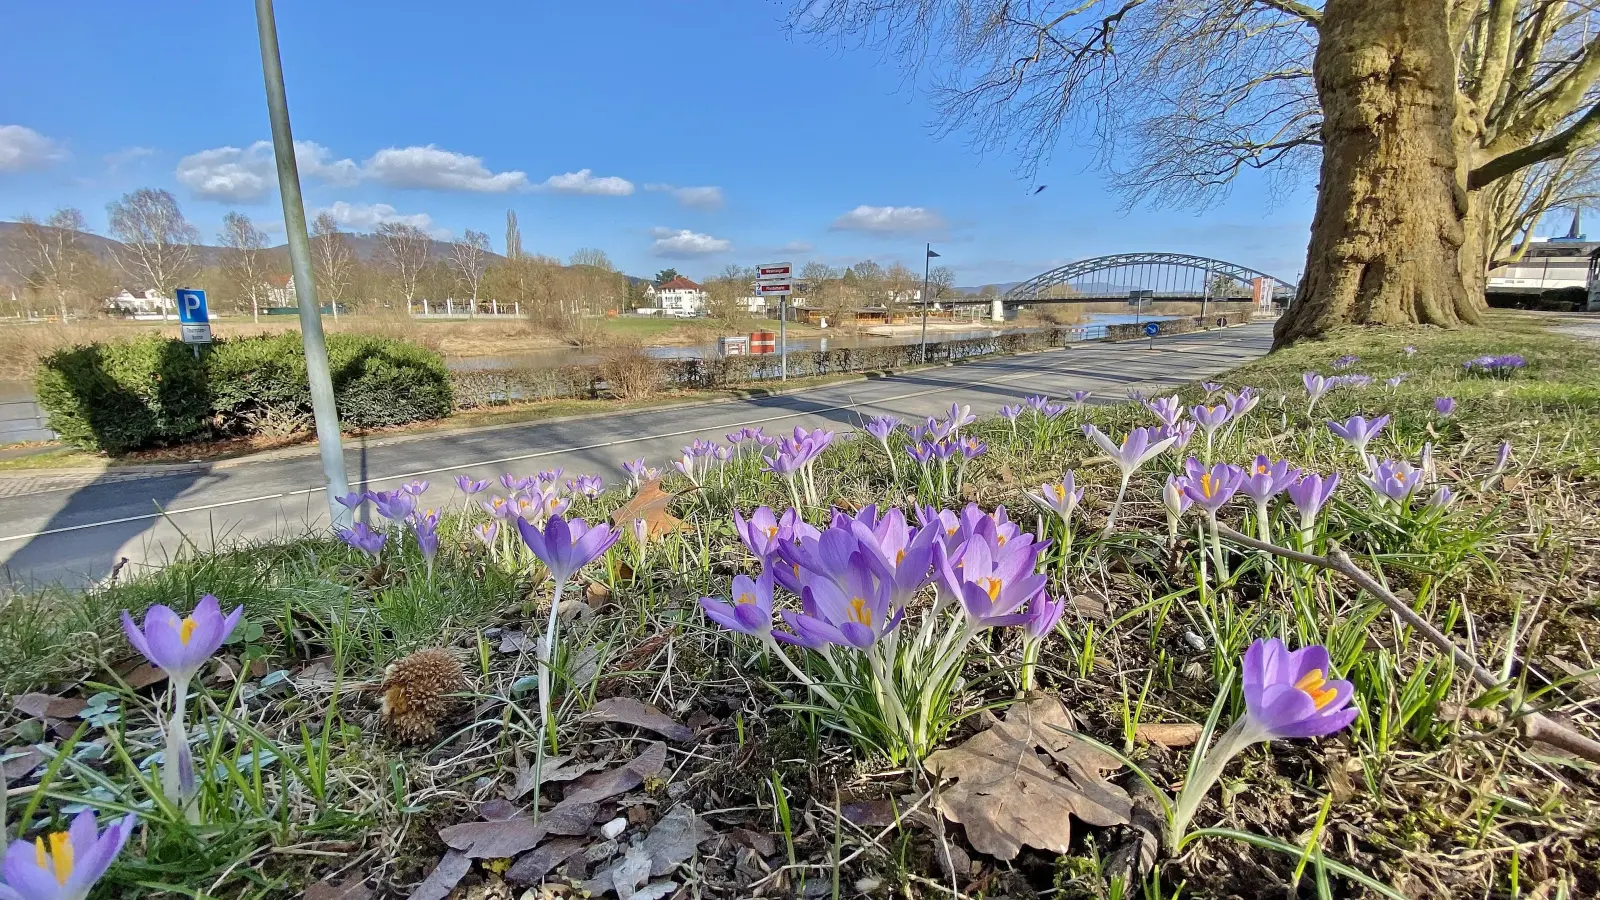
xmin=1487 ymin=238 xmax=1598 ymax=295
xmin=106 ymin=289 xmax=175 ymax=318
xmin=264 ymin=274 xmax=297 ymax=307
xmin=646 ymin=276 xmax=707 ymax=317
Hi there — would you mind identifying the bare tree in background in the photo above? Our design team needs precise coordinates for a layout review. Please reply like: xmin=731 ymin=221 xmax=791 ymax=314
xmin=6 ymin=208 xmax=103 ymax=320
xmin=377 ymin=222 xmax=430 ymax=305
xmin=449 ymin=229 xmax=491 ymax=306
xmin=218 ymin=211 xmax=271 ymax=317
xmin=927 ymin=264 xmax=955 ymax=304
xmin=567 ymin=248 xmax=625 ymax=316
xmin=505 ymin=210 xmax=523 ymax=260
xmin=107 ymin=188 xmax=198 ymax=299
xmin=311 ymin=213 xmax=356 ymax=307
xmin=1483 ymin=148 xmax=1600 ymax=264
xmin=705 ymin=263 xmax=756 ymax=323
xmin=793 ymin=0 xmax=1600 ymax=346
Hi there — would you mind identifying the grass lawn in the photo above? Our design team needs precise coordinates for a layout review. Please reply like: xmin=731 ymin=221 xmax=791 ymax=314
xmin=1 ymin=313 xmax=1597 ymax=898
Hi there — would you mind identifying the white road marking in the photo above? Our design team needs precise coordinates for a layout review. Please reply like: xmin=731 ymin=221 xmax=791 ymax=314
xmin=0 ymin=331 xmax=1263 ymax=544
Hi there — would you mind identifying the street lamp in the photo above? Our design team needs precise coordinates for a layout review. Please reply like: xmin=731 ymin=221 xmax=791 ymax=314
xmin=919 ymin=244 xmax=940 ymax=364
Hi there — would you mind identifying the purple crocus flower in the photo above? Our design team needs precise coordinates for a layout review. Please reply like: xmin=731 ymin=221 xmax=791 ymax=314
xmin=1027 ymin=472 xmax=1084 ymax=526
xmin=1285 ymin=472 xmax=1339 ymax=535
xmin=1156 ymin=420 xmax=1196 ymax=450
xmin=472 ymin=521 xmax=498 ymax=548
xmin=499 ymin=472 xmax=522 ymax=491
xmin=1425 ymin=486 xmax=1456 ymax=510
xmin=958 ymin=437 xmax=987 ymax=459
xmin=481 ymin=495 xmax=517 ymax=520
xmin=1332 ymin=354 xmax=1358 ymax=370
xmin=334 ymin=491 xmax=365 ymax=510
xmin=946 ymin=403 xmax=976 ymax=434
xmin=1384 ymin=374 xmax=1407 ymax=389
xmin=1327 ymin=414 xmax=1390 ymax=458
xmin=1162 ymin=475 xmax=1191 ymax=539
xmin=336 ymin=522 xmax=387 ymax=558
xmin=1190 ymin=402 xmax=1231 ymax=437
xmin=934 ymin=531 xmax=1048 ymax=629
xmin=412 ymin=511 xmax=440 ymax=563
xmin=1486 ymin=441 xmax=1512 ymax=484
xmin=1024 ymin=395 xmax=1050 ymax=412
xmin=865 ymin=415 xmax=899 ymax=442
xmin=401 ymin=480 xmax=430 ymax=496
xmin=568 ymin=474 xmax=605 ymax=499
xmin=734 ymin=506 xmax=816 ymax=558
xmin=1019 ymin=592 xmax=1066 ymax=641
xmin=1127 ymin=388 xmax=1147 ymax=403
xmin=1241 ymin=637 xmax=1357 ymax=739
xmin=1040 ymin=402 xmax=1067 ymax=419
xmin=1434 ymin=397 xmax=1456 ymax=417
xmin=1145 ymin=395 xmax=1184 ymax=428
xmin=1178 ymin=459 xmax=1244 ymax=514
xmin=1303 ymin=372 xmax=1331 ymax=413
xmin=1239 ymin=455 xmax=1300 ymax=541
xmin=517 ymin=514 xmax=620 ymax=586
xmin=786 ymin=552 xmax=901 ymax=649
xmin=454 ymin=475 xmax=490 ymax=495
xmin=1224 ymin=388 xmax=1259 ymax=420
xmin=905 ymin=442 xmax=935 ymax=465
xmin=121 ymin=593 xmax=244 ymax=686
xmin=930 ymin=438 xmax=961 ymax=461
xmin=1067 ymin=389 xmax=1092 ymax=408
xmin=0 ymin=810 xmax=137 ymax=900
xmin=1402 ymin=345 xmax=1417 ymax=356
xmin=1200 ymin=381 xmax=1222 ymax=395
xmin=1361 ymin=459 xmax=1424 ymax=505
xmin=700 ymin=567 xmax=776 ymax=639
xmin=1083 ymin=424 xmax=1177 ymax=531
xmin=621 ymin=458 xmax=651 ymax=489
xmin=370 ymin=489 xmax=416 ymax=522
xmin=998 ymin=404 xmax=1022 ymax=423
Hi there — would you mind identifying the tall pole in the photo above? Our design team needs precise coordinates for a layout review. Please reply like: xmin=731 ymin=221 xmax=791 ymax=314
xmin=779 ymin=294 xmax=788 ymax=381
xmin=919 ymin=243 xmax=931 ymax=364
xmin=256 ymin=0 xmax=351 ymax=529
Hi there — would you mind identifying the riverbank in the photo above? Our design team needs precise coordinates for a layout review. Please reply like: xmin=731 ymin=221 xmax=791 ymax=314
xmin=0 ymin=314 xmax=1594 ymax=898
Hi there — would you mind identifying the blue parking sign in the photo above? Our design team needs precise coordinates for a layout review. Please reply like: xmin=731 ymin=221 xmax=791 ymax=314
xmin=176 ymin=288 xmax=209 ymax=324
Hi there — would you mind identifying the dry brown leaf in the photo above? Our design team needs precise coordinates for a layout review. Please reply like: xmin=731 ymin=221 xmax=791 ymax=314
xmin=611 ymin=480 xmax=686 ymax=541
xmin=117 ymin=661 xmax=168 ymax=690
xmin=13 ymin=693 xmax=87 ymax=720
xmin=587 ymin=698 xmax=693 ymax=742
xmin=409 ymin=850 xmax=471 ymax=900
xmin=565 ymin=741 xmax=667 ymax=805
xmin=1 ymin=747 xmax=45 ymax=782
xmin=506 ymin=836 xmax=587 ymax=886
xmin=1133 ymin=723 xmax=1202 ymax=748
xmin=438 ymin=802 xmax=598 ymax=859
xmin=925 ymin=695 xmax=1131 ymax=860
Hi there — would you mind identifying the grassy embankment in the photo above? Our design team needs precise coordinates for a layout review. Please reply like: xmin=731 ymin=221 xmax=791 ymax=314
xmin=1 ymin=312 xmax=1597 ymax=897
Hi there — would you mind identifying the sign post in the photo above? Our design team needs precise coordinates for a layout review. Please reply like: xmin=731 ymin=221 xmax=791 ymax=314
xmin=1144 ymin=320 xmax=1159 ymax=350
xmin=176 ymin=288 xmax=212 ymax=352
xmin=756 ymin=262 xmax=793 ymax=381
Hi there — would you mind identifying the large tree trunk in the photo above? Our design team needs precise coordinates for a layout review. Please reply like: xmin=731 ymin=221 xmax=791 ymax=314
xmin=1275 ymin=0 xmax=1482 ymax=347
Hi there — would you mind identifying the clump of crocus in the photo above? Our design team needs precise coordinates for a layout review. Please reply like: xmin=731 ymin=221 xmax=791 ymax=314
xmin=1361 ymin=459 xmax=1424 ymax=507
xmin=518 ymin=514 xmax=621 ymax=748
xmin=379 ymin=647 xmax=467 ymax=744
xmin=1082 ymin=424 xmax=1176 ymax=533
xmin=1145 ymin=395 xmax=1184 ymax=428
xmin=864 ymin=415 xmax=901 ymax=478
xmin=621 ymin=458 xmax=658 ymax=492
xmin=567 ymin=474 xmax=605 ymax=499
xmin=0 ymin=809 xmax=138 ymax=900
xmin=1464 ymin=354 xmax=1526 ymax=376
xmin=336 ymin=522 xmax=386 ymax=559
xmin=1331 ymin=354 xmax=1358 ymax=370
xmin=121 ymin=594 xmax=243 ymax=819
xmin=454 ymin=475 xmax=489 ymax=496
xmin=1169 ymin=638 xmax=1356 ymax=840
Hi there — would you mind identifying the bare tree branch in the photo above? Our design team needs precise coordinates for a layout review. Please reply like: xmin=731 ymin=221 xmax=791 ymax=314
xmin=1472 ymin=100 xmax=1600 ymax=188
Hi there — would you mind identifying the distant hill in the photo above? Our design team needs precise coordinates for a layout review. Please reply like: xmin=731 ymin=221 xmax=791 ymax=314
xmin=0 ymin=221 xmax=648 ymax=288
xmin=955 ymin=279 xmax=1148 ymax=297
xmin=952 ymin=281 xmax=1023 ymax=296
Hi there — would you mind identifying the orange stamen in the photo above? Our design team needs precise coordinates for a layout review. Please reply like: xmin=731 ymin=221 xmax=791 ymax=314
xmin=1293 ymin=669 xmax=1339 ymax=709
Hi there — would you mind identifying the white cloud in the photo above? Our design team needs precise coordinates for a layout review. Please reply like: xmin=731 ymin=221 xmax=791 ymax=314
xmin=315 ymin=200 xmax=437 ymax=234
xmin=176 ymin=140 xmax=360 ymax=202
xmin=365 ymin=145 xmax=527 ymax=192
xmin=830 ymin=205 xmax=946 ymax=235
xmin=541 ymin=168 xmax=635 ymax=196
xmin=650 ymin=227 xmax=731 ymax=257
xmin=0 ymin=125 xmax=67 ymax=172
xmin=645 ymin=183 xmax=724 ymax=210
xmin=104 ymin=146 xmax=155 ymax=171
xmin=780 ymin=240 xmax=814 ymax=254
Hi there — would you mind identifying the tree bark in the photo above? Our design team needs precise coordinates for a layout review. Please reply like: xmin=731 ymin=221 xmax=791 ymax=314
xmin=1275 ymin=0 xmax=1482 ymax=347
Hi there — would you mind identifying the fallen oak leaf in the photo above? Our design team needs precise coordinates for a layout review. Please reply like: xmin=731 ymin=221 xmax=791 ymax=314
xmin=611 ymin=480 xmax=687 ymax=541
xmin=12 ymin=693 xmax=88 ymax=720
xmin=563 ymin=741 xmax=667 ymax=806
xmin=925 ymin=695 xmax=1131 ymax=861
xmin=506 ymin=836 xmax=587 ymax=886
xmin=437 ymin=802 xmax=598 ymax=859
xmin=587 ymin=698 xmax=693 ymax=742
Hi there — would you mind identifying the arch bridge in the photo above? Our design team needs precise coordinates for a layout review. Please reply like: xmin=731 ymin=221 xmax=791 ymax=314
xmin=944 ymin=253 xmax=1296 ymax=320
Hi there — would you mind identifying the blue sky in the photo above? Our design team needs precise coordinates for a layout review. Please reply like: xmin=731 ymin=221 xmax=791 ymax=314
xmin=0 ymin=1 xmax=1316 ymax=285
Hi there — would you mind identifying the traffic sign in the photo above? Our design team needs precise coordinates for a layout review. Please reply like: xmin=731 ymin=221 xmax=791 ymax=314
xmin=175 ymin=288 xmax=212 ymax=344
xmin=1144 ymin=321 xmax=1160 ymax=336
xmin=176 ymin=288 xmax=209 ymax=324
xmin=756 ymin=262 xmax=792 ymax=282
xmin=756 ymin=281 xmax=794 ymax=296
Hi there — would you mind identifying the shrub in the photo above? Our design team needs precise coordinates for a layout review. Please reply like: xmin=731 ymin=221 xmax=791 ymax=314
xmin=35 ymin=333 xmax=452 ymax=454
xmin=35 ymin=337 xmax=211 ymax=454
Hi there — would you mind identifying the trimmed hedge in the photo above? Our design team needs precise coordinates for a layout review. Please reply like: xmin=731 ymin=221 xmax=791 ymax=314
xmin=36 ymin=333 xmax=452 ymax=454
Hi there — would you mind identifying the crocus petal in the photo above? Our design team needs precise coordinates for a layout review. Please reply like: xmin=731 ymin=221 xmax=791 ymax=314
xmin=120 ymin=610 xmax=155 ymax=662
xmin=0 ymin=844 xmax=58 ymax=900
xmin=700 ymin=598 xmax=751 ymax=634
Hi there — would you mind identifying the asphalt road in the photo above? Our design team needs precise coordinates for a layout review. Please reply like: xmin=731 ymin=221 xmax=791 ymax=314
xmin=0 ymin=324 xmax=1274 ymax=587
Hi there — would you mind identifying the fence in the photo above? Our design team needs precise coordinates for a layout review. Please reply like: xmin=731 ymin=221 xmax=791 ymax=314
xmin=451 ymin=311 xmax=1252 ymax=409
